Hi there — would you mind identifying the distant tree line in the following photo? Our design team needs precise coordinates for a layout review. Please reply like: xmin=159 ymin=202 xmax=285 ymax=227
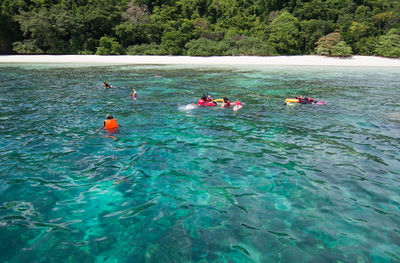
xmin=0 ymin=0 xmax=399 ymax=57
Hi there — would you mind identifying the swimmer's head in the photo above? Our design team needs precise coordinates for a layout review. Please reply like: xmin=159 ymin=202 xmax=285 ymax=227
xmin=223 ymin=97 xmax=229 ymax=102
xmin=106 ymin=115 xmax=114 ymax=119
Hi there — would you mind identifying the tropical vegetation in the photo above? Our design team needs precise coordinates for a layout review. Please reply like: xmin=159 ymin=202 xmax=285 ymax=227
xmin=1 ymin=0 xmax=399 ymax=57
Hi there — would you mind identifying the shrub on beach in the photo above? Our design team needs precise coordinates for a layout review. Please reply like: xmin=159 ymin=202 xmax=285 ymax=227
xmin=96 ymin=36 xmax=124 ymax=55
xmin=374 ymin=29 xmax=400 ymax=58
xmin=126 ymin=43 xmax=166 ymax=55
xmin=185 ymin=38 xmax=230 ymax=56
xmin=12 ymin=40 xmax=43 ymax=54
xmin=231 ymin=36 xmax=278 ymax=56
xmin=331 ymin=41 xmax=353 ymax=57
xmin=315 ymin=32 xmax=353 ymax=57
xmin=185 ymin=36 xmax=278 ymax=56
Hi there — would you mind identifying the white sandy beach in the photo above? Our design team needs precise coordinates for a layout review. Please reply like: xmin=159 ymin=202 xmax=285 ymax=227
xmin=0 ymin=55 xmax=399 ymax=67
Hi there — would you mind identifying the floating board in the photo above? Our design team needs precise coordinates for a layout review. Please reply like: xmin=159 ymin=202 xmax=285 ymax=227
xmin=285 ymin=98 xmax=299 ymax=103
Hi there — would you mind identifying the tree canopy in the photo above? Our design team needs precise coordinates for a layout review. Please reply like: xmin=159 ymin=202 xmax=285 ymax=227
xmin=1 ymin=0 xmax=399 ymax=57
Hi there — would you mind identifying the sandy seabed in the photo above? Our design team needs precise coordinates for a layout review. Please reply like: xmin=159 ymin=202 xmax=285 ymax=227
xmin=0 ymin=55 xmax=400 ymax=67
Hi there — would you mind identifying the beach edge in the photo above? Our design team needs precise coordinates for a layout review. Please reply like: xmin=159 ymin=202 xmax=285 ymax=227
xmin=0 ymin=55 xmax=399 ymax=67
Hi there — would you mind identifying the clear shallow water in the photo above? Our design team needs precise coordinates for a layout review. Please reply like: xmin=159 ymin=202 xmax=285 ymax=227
xmin=0 ymin=64 xmax=400 ymax=262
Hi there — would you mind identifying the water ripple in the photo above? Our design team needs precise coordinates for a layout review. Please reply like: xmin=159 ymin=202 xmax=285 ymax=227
xmin=1 ymin=65 xmax=400 ymax=262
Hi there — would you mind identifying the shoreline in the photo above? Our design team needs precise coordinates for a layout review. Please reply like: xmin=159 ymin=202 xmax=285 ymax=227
xmin=0 ymin=55 xmax=400 ymax=67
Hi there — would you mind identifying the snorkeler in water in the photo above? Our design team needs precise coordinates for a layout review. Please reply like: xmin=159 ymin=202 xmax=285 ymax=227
xmin=222 ymin=97 xmax=231 ymax=108
xmin=131 ymin=89 xmax=138 ymax=99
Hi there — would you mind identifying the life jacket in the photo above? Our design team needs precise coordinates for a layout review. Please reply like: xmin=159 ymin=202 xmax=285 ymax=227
xmin=197 ymin=99 xmax=205 ymax=105
xmin=104 ymin=119 xmax=118 ymax=129
xmin=204 ymin=102 xmax=216 ymax=107
xmin=233 ymin=101 xmax=242 ymax=106
xmin=298 ymin=98 xmax=310 ymax=104
xmin=225 ymin=101 xmax=231 ymax=108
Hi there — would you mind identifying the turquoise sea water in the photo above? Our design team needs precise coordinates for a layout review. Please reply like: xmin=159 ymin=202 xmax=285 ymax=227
xmin=0 ymin=63 xmax=400 ymax=262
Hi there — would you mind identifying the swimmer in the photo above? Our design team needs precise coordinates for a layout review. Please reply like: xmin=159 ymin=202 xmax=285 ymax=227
xmin=104 ymin=114 xmax=118 ymax=130
xmin=291 ymin=96 xmax=326 ymax=105
xmin=155 ymin=74 xmax=161 ymax=78
xmin=197 ymin=94 xmax=207 ymax=106
xmin=295 ymin=96 xmax=316 ymax=104
xmin=131 ymin=89 xmax=138 ymax=99
xmin=103 ymin=82 xmax=111 ymax=88
xmin=232 ymin=101 xmax=243 ymax=112
xmin=221 ymin=97 xmax=231 ymax=108
xmin=206 ymin=93 xmax=213 ymax=102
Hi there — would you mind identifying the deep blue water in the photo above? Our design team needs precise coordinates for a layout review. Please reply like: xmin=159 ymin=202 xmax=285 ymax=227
xmin=0 ymin=63 xmax=400 ymax=262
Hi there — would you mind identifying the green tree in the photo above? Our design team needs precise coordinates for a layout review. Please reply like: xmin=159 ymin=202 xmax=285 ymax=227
xmin=185 ymin=38 xmax=231 ymax=56
xmin=331 ymin=41 xmax=353 ymax=57
xmin=126 ymin=43 xmax=164 ymax=55
xmin=349 ymin=22 xmax=370 ymax=40
xmin=96 ymin=36 xmax=124 ymax=55
xmin=294 ymin=0 xmax=327 ymax=20
xmin=301 ymin=19 xmax=333 ymax=53
xmin=160 ymin=30 xmax=192 ymax=55
xmin=355 ymin=5 xmax=372 ymax=21
xmin=12 ymin=39 xmax=43 ymax=54
xmin=268 ymin=11 xmax=302 ymax=55
xmin=114 ymin=22 xmax=146 ymax=48
xmin=355 ymin=36 xmax=377 ymax=55
xmin=15 ymin=6 xmax=73 ymax=53
xmin=373 ymin=11 xmax=400 ymax=31
xmin=315 ymin=32 xmax=352 ymax=56
xmin=234 ymin=36 xmax=277 ymax=55
xmin=374 ymin=29 xmax=400 ymax=58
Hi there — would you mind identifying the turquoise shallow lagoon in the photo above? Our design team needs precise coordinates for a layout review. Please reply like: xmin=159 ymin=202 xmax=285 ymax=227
xmin=0 ymin=64 xmax=400 ymax=262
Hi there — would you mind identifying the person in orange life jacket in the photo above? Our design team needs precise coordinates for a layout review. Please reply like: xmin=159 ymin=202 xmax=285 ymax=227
xmin=104 ymin=115 xmax=118 ymax=129
xmin=222 ymin=97 xmax=231 ymax=108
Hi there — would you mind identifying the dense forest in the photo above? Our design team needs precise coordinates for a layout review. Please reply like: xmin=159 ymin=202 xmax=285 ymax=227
xmin=0 ymin=0 xmax=399 ymax=57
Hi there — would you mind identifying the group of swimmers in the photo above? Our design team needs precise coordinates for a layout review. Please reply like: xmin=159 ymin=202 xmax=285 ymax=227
xmin=103 ymin=89 xmax=243 ymax=130
xmin=102 ymin=81 xmax=324 ymax=131
xmin=294 ymin=96 xmax=317 ymax=104
xmin=196 ymin=93 xmax=243 ymax=112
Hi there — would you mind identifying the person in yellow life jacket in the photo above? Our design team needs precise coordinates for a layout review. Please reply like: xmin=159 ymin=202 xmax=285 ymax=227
xmin=104 ymin=115 xmax=118 ymax=130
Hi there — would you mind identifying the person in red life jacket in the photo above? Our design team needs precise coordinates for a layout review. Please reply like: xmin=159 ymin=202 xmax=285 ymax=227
xmin=204 ymin=101 xmax=216 ymax=106
xmin=197 ymin=93 xmax=217 ymax=107
xmin=197 ymin=94 xmax=207 ymax=106
xmin=104 ymin=115 xmax=118 ymax=130
xmin=222 ymin=97 xmax=231 ymax=108
xmin=295 ymin=96 xmax=316 ymax=104
xmin=203 ymin=93 xmax=217 ymax=106
xmin=232 ymin=100 xmax=243 ymax=112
